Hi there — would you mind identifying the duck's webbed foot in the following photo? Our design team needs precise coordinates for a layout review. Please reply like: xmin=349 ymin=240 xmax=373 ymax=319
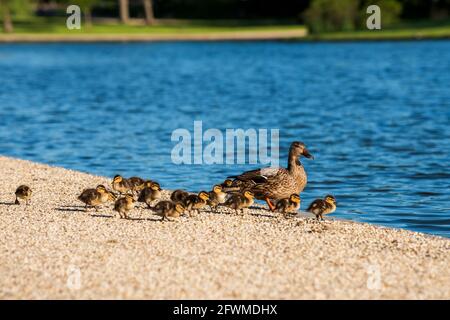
xmin=265 ymin=197 xmax=276 ymax=212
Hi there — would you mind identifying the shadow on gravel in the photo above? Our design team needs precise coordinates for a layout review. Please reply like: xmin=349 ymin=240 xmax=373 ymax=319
xmin=55 ymin=207 xmax=86 ymax=212
xmin=0 ymin=201 xmax=16 ymax=206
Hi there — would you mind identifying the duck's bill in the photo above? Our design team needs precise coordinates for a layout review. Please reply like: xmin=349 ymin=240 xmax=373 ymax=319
xmin=303 ymin=149 xmax=314 ymax=159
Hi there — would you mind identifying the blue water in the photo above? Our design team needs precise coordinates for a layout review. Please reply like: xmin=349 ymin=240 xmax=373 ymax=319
xmin=1 ymin=41 xmax=449 ymax=237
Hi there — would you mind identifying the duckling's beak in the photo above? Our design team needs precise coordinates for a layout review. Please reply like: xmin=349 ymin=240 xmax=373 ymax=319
xmin=303 ymin=148 xmax=314 ymax=159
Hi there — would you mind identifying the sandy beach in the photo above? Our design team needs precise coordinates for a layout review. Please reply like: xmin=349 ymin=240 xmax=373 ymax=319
xmin=0 ymin=29 xmax=307 ymax=43
xmin=0 ymin=155 xmax=449 ymax=299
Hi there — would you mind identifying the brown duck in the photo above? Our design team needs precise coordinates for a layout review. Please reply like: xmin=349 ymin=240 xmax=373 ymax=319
xmin=226 ymin=141 xmax=313 ymax=211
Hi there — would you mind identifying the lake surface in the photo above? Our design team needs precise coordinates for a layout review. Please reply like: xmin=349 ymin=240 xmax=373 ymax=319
xmin=0 ymin=41 xmax=449 ymax=237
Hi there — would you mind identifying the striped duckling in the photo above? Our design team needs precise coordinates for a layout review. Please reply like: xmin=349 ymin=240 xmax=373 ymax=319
xmin=306 ymin=195 xmax=337 ymax=221
xmin=183 ymin=191 xmax=210 ymax=214
xmin=207 ymin=185 xmax=227 ymax=209
xmin=78 ymin=185 xmax=115 ymax=211
xmin=111 ymin=175 xmax=132 ymax=195
xmin=275 ymin=193 xmax=301 ymax=218
xmin=15 ymin=185 xmax=32 ymax=205
xmin=137 ymin=181 xmax=161 ymax=208
xmin=151 ymin=200 xmax=186 ymax=221
xmin=114 ymin=194 xmax=135 ymax=219
xmin=222 ymin=190 xmax=254 ymax=214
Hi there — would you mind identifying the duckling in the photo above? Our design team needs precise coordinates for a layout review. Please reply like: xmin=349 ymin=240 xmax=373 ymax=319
xmin=78 ymin=185 xmax=112 ymax=211
xmin=170 ymin=189 xmax=190 ymax=203
xmin=306 ymin=195 xmax=337 ymax=221
xmin=15 ymin=185 xmax=32 ymax=205
xmin=137 ymin=181 xmax=161 ymax=208
xmin=207 ymin=185 xmax=227 ymax=208
xmin=96 ymin=184 xmax=117 ymax=203
xmin=275 ymin=193 xmax=301 ymax=218
xmin=220 ymin=178 xmax=239 ymax=193
xmin=222 ymin=190 xmax=254 ymax=214
xmin=151 ymin=200 xmax=185 ymax=221
xmin=128 ymin=176 xmax=146 ymax=194
xmin=114 ymin=194 xmax=135 ymax=219
xmin=183 ymin=191 xmax=210 ymax=214
xmin=111 ymin=175 xmax=132 ymax=195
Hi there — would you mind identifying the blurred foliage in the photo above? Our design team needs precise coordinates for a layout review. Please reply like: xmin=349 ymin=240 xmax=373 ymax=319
xmin=1 ymin=0 xmax=34 ymax=18
xmin=304 ymin=0 xmax=405 ymax=33
xmin=1 ymin=0 xmax=449 ymax=33
xmin=303 ymin=0 xmax=359 ymax=33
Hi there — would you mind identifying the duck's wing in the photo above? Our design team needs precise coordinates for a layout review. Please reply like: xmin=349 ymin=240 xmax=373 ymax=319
xmin=229 ymin=167 xmax=284 ymax=184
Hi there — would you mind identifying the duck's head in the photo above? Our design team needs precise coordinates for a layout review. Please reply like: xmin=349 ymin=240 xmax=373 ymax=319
xmin=175 ymin=203 xmax=185 ymax=213
xmin=198 ymin=191 xmax=210 ymax=201
xmin=125 ymin=194 xmax=135 ymax=203
xmin=244 ymin=190 xmax=254 ymax=199
xmin=289 ymin=193 xmax=301 ymax=204
xmin=325 ymin=195 xmax=336 ymax=205
xmin=213 ymin=185 xmax=223 ymax=193
xmin=113 ymin=175 xmax=123 ymax=183
xmin=151 ymin=182 xmax=161 ymax=191
xmin=290 ymin=141 xmax=314 ymax=159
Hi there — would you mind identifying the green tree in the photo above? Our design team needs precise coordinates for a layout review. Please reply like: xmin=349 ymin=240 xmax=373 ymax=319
xmin=304 ymin=0 xmax=359 ymax=33
xmin=361 ymin=0 xmax=402 ymax=26
xmin=0 ymin=0 xmax=32 ymax=33
xmin=0 ymin=0 xmax=14 ymax=32
xmin=304 ymin=0 xmax=403 ymax=33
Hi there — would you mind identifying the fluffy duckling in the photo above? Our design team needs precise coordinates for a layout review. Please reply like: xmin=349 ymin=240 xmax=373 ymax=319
xmin=220 ymin=178 xmax=241 ymax=193
xmin=137 ymin=181 xmax=161 ymax=208
xmin=114 ymin=194 xmax=135 ymax=219
xmin=78 ymin=185 xmax=113 ymax=211
xmin=170 ymin=189 xmax=190 ymax=203
xmin=151 ymin=200 xmax=185 ymax=221
xmin=15 ymin=185 xmax=32 ymax=205
xmin=128 ymin=176 xmax=146 ymax=194
xmin=223 ymin=190 xmax=254 ymax=214
xmin=183 ymin=191 xmax=210 ymax=214
xmin=306 ymin=195 xmax=337 ymax=221
xmin=207 ymin=185 xmax=227 ymax=208
xmin=275 ymin=193 xmax=301 ymax=218
xmin=111 ymin=175 xmax=132 ymax=195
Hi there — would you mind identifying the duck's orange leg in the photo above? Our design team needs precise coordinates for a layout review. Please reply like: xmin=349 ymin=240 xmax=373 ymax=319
xmin=265 ymin=197 xmax=276 ymax=211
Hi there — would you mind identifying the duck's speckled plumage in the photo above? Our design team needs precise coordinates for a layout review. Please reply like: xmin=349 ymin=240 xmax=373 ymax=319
xmin=226 ymin=141 xmax=313 ymax=204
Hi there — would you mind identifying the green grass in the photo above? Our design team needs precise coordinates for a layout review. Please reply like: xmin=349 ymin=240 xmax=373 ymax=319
xmin=2 ymin=17 xmax=450 ymax=41
xmin=2 ymin=17 xmax=305 ymax=35
xmin=308 ymin=19 xmax=450 ymax=40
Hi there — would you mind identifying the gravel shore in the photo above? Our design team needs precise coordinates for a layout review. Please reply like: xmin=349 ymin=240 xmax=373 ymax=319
xmin=0 ymin=156 xmax=449 ymax=299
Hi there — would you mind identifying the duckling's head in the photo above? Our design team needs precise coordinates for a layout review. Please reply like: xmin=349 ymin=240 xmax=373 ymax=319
xmin=144 ymin=180 xmax=153 ymax=187
xmin=244 ymin=190 xmax=254 ymax=199
xmin=223 ymin=179 xmax=233 ymax=187
xmin=325 ymin=195 xmax=336 ymax=205
xmin=290 ymin=193 xmax=301 ymax=204
xmin=125 ymin=194 xmax=135 ymax=203
xmin=213 ymin=185 xmax=223 ymax=193
xmin=290 ymin=141 xmax=314 ymax=160
xmin=113 ymin=175 xmax=123 ymax=183
xmin=96 ymin=185 xmax=107 ymax=193
xmin=151 ymin=182 xmax=161 ymax=191
xmin=175 ymin=203 xmax=185 ymax=213
xmin=198 ymin=191 xmax=210 ymax=201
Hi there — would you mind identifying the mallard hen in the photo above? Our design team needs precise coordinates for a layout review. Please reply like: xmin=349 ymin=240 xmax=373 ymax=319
xmin=226 ymin=141 xmax=313 ymax=211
